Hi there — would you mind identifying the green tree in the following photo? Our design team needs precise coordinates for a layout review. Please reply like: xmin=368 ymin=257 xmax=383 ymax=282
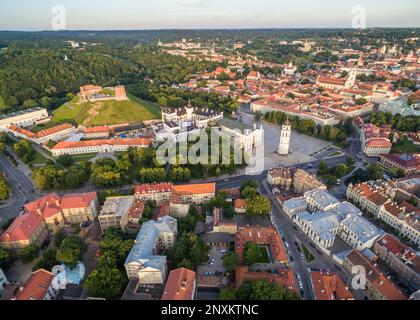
xmin=318 ymin=161 xmax=329 ymax=175
xmin=33 ymin=249 xmax=58 ymax=272
xmin=56 ymin=235 xmax=86 ymax=269
xmin=21 ymin=245 xmax=41 ymax=264
xmin=223 ymin=252 xmax=239 ymax=273
xmin=219 ymin=288 xmax=237 ymax=300
xmin=56 ymin=154 xmax=74 ymax=167
xmin=0 ymin=177 xmax=11 ymax=200
xmin=368 ymin=163 xmax=384 ymax=181
xmin=84 ymin=267 xmax=127 ymax=299
xmin=0 ymin=247 xmax=12 ymax=270
xmin=245 ymin=196 xmax=271 ymax=217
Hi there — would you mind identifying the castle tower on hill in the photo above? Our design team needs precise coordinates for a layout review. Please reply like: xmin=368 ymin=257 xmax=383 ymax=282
xmin=115 ymin=85 xmax=128 ymax=101
xmin=278 ymin=116 xmax=291 ymax=155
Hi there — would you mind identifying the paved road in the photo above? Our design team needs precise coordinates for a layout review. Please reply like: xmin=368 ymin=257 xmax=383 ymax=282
xmin=0 ymin=151 xmax=40 ymax=222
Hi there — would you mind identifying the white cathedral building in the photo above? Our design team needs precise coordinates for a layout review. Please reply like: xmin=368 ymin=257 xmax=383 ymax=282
xmin=278 ymin=117 xmax=291 ymax=155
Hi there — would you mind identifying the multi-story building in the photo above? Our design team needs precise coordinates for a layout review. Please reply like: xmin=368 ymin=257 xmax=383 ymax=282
xmin=8 ymin=123 xmax=77 ymax=145
xmin=310 ymin=271 xmax=354 ymax=300
xmin=83 ymin=126 xmax=112 ymax=139
xmin=124 ymin=216 xmax=177 ymax=284
xmin=235 ymin=226 xmax=288 ymax=264
xmin=282 ymin=197 xmax=307 ymax=219
xmin=169 ymin=183 xmax=215 ymax=218
xmin=343 ymin=250 xmax=407 ymax=300
xmin=161 ymin=268 xmax=196 ymax=300
xmin=99 ymin=196 xmax=135 ymax=232
xmin=293 ymin=169 xmax=326 ymax=194
xmin=134 ymin=183 xmax=173 ymax=205
xmin=373 ymin=234 xmax=420 ymax=292
xmin=347 ymin=181 xmax=420 ymax=247
xmin=360 ymin=123 xmax=392 ymax=157
xmin=13 ymin=269 xmax=57 ymax=300
xmin=294 ymin=210 xmax=341 ymax=249
xmin=339 ymin=214 xmax=383 ymax=250
xmin=304 ymin=188 xmax=341 ymax=212
xmin=266 ymin=167 xmax=294 ymax=188
xmin=51 ymin=137 xmax=153 ymax=157
xmin=0 ymin=192 xmax=98 ymax=250
xmin=379 ymin=153 xmax=420 ymax=175
xmin=0 ymin=107 xmax=49 ymax=131
xmin=235 ymin=266 xmax=298 ymax=294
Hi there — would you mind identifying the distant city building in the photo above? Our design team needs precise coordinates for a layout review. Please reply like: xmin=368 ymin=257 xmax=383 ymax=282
xmin=379 ymin=153 xmax=420 ymax=175
xmin=360 ymin=123 xmax=392 ymax=157
xmin=0 ymin=268 xmax=9 ymax=297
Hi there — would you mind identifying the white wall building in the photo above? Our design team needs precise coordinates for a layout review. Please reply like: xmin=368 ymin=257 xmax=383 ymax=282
xmin=0 ymin=107 xmax=49 ymax=131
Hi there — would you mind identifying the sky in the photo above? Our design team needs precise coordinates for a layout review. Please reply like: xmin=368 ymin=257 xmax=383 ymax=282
xmin=0 ymin=0 xmax=419 ymax=31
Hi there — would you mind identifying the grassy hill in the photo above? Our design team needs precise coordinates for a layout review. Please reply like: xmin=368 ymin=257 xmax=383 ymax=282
xmin=50 ymin=94 xmax=161 ymax=127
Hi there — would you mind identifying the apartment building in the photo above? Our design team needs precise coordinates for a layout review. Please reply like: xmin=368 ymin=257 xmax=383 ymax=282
xmin=343 ymin=250 xmax=407 ymax=300
xmin=124 ymin=216 xmax=177 ymax=284
xmin=134 ymin=183 xmax=173 ymax=205
xmin=293 ymin=169 xmax=326 ymax=194
xmin=169 ymin=183 xmax=215 ymax=218
xmin=304 ymin=188 xmax=341 ymax=212
xmin=161 ymin=268 xmax=196 ymax=300
xmin=266 ymin=167 xmax=294 ymax=189
xmin=99 ymin=196 xmax=135 ymax=232
xmin=379 ymin=153 xmax=420 ymax=175
xmin=373 ymin=234 xmax=420 ymax=292
xmin=310 ymin=271 xmax=354 ymax=300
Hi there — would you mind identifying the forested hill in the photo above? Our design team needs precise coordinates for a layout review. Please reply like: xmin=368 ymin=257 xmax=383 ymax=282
xmin=0 ymin=40 xmax=214 ymax=113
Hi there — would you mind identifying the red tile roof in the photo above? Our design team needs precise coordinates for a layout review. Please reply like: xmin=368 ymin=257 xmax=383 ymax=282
xmin=52 ymin=138 xmax=153 ymax=150
xmin=60 ymin=192 xmax=97 ymax=209
xmin=14 ymin=269 xmax=54 ymax=300
xmin=235 ymin=226 xmax=288 ymax=263
xmin=0 ymin=211 xmax=45 ymax=243
xmin=345 ymin=250 xmax=407 ymax=300
xmin=172 ymin=183 xmax=215 ymax=196
xmin=162 ymin=268 xmax=196 ymax=300
xmin=310 ymin=271 xmax=354 ymax=300
xmin=135 ymin=182 xmax=173 ymax=195
xmin=235 ymin=266 xmax=298 ymax=293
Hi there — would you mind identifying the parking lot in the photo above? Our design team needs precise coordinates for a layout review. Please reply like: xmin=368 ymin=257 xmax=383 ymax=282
xmin=197 ymin=245 xmax=228 ymax=277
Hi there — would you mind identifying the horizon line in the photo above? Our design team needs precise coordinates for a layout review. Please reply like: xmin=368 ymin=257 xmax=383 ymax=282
xmin=1 ymin=26 xmax=420 ymax=33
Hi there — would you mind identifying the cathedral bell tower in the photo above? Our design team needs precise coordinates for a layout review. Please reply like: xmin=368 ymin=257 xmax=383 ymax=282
xmin=278 ymin=116 xmax=291 ymax=155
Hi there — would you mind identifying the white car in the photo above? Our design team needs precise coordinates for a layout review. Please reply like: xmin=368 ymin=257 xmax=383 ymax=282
xmin=285 ymin=242 xmax=290 ymax=248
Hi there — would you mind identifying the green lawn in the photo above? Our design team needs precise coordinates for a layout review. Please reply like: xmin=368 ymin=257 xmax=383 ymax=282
xmin=391 ymin=138 xmax=420 ymax=153
xmin=70 ymin=153 xmax=97 ymax=163
xmin=28 ymin=151 xmax=49 ymax=166
xmin=301 ymin=244 xmax=315 ymax=263
xmin=51 ymin=94 xmax=161 ymax=127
